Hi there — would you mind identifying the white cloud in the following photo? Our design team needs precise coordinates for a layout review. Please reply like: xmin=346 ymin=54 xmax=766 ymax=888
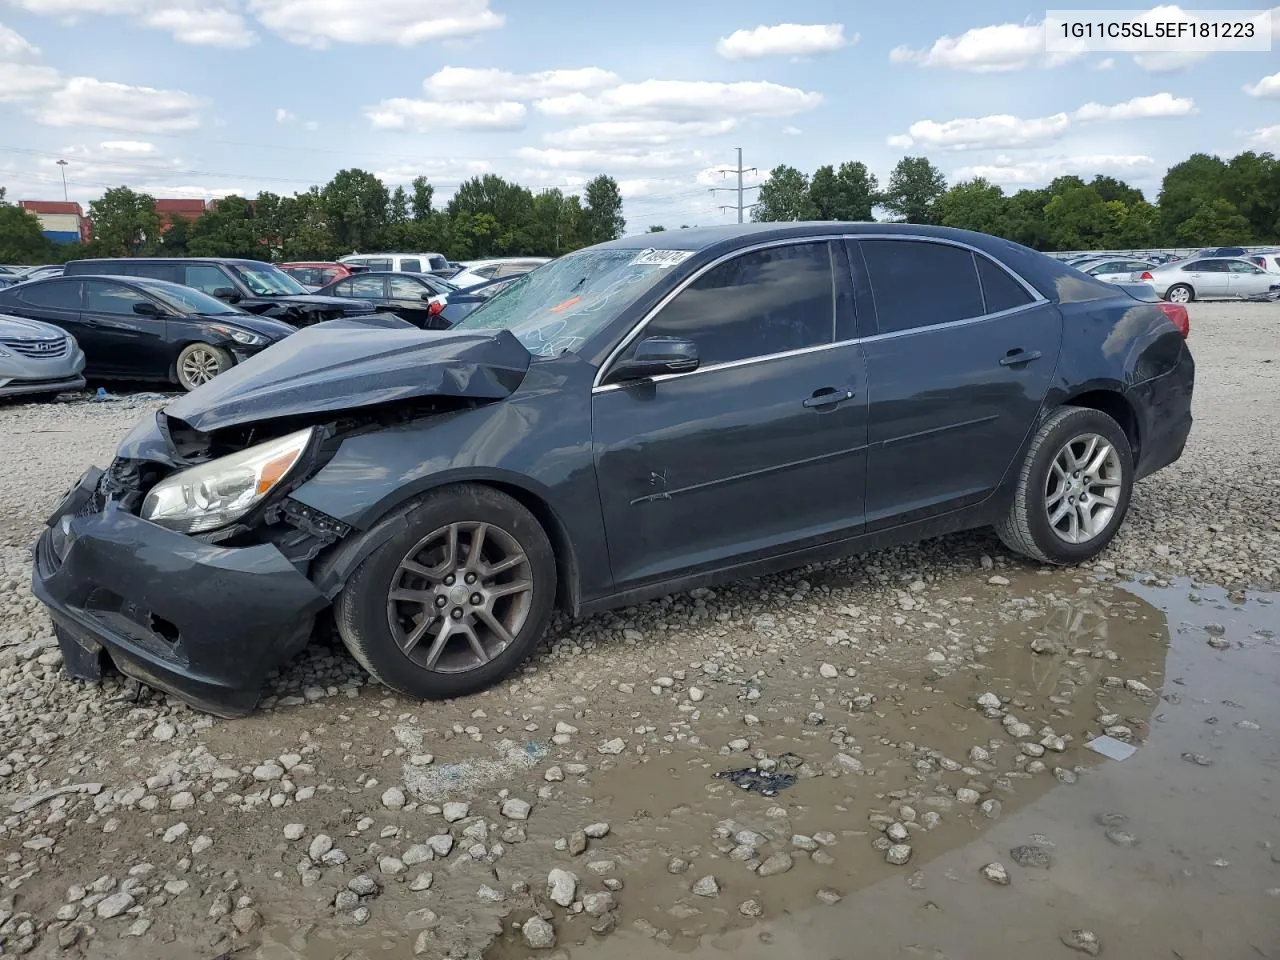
xmin=423 ymin=65 xmax=619 ymax=102
xmin=1092 ymin=57 xmax=1116 ymax=70
xmin=303 ymin=119 xmax=319 ymax=131
xmin=98 ymin=140 xmax=158 ymax=155
xmin=1246 ymin=125 xmax=1280 ymax=150
xmin=0 ymin=23 xmax=62 ymax=101
xmin=715 ymin=23 xmax=851 ymax=60
xmin=144 ymin=184 xmax=242 ymax=200
xmin=888 ymin=112 xmax=1070 ymax=151
xmin=246 ymin=0 xmax=503 ymax=48
xmin=535 ymin=79 xmax=821 ymax=121
xmin=374 ymin=159 xmax=493 ymax=184
xmin=890 ymin=21 xmax=1082 ymax=72
xmin=1244 ymin=72 xmax=1280 ymax=98
xmin=552 ymin=119 xmax=737 ymax=148
xmin=34 ymin=76 xmax=204 ymax=132
xmin=1075 ymin=92 xmax=1196 ymax=121
xmin=514 ymin=146 xmax=709 ymax=172
xmin=953 ymin=154 xmax=1156 ymax=187
xmin=364 ymin=98 xmax=526 ymax=131
xmin=0 ymin=21 xmax=41 ymax=60
xmin=52 ymin=139 xmax=184 ymax=186
xmin=10 ymin=0 xmax=255 ymax=47
xmin=782 ymin=125 xmax=801 ymax=135
xmin=275 ymin=107 xmax=295 ymax=123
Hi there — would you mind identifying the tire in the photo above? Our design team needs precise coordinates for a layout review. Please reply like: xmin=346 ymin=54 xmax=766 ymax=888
xmin=995 ymin=406 xmax=1134 ymax=565
xmin=334 ymin=483 xmax=557 ymax=701
xmin=175 ymin=343 xmax=232 ymax=391
xmin=1165 ymin=284 xmax=1194 ymax=304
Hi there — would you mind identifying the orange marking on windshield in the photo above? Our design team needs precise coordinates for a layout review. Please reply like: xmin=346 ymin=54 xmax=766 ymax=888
xmin=549 ymin=296 xmax=582 ymax=313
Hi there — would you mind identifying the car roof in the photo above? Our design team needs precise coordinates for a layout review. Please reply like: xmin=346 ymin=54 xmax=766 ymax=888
xmin=67 ymin=256 xmax=274 ymax=267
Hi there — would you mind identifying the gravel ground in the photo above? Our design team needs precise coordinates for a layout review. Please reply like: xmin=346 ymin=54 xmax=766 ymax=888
xmin=0 ymin=301 xmax=1276 ymax=960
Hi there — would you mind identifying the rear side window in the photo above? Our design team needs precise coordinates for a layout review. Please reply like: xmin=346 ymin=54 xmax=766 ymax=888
xmin=977 ymin=256 xmax=1033 ymax=314
xmin=390 ymin=276 xmax=425 ymax=298
xmin=861 ymin=240 xmax=984 ymax=334
xmin=399 ymin=258 xmax=421 ymax=273
xmin=17 ymin=280 xmax=81 ymax=309
xmin=366 ymin=258 xmax=392 ymax=271
xmin=131 ymin=262 xmax=181 ymax=283
xmin=428 ymin=255 xmax=448 ymax=271
xmin=84 ymin=280 xmax=150 ymax=315
xmin=642 ymin=241 xmax=836 ymax=367
xmin=348 ymin=275 xmax=386 ymax=298
xmin=185 ymin=264 xmax=233 ymax=294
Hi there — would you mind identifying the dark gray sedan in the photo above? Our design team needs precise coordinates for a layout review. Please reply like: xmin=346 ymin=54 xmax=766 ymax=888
xmin=32 ymin=223 xmax=1194 ymax=717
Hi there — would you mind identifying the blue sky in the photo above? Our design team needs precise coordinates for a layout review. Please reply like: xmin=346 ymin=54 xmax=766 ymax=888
xmin=1 ymin=1 xmax=1277 ymax=229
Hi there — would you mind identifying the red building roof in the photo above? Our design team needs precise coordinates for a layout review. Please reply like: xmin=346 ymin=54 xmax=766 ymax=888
xmin=20 ymin=200 xmax=85 ymax=216
xmin=155 ymin=199 xmax=208 ymax=219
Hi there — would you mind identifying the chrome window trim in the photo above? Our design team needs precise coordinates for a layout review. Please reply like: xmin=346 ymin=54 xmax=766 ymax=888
xmin=591 ymin=233 xmax=1049 ymax=393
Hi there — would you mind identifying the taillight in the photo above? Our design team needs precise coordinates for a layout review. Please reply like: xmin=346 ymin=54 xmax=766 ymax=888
xmin=428 ymin=301 xmax=443 ymax=316
xmin=1138 ymin=271 xmax=1153 ymax=280
xmin=1158 ymin=301 xmax=1189 ymax=338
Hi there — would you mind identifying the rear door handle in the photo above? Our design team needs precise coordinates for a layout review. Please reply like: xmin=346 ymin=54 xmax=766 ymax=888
xmin=803 ymin=387 xmax=855 ymax=409
xmin=1000 ymin=348 xmax=1042 ymax=367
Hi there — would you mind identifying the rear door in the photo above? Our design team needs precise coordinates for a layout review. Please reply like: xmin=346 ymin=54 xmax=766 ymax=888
xmin=80 ymin=280 xmax=171 ymax=377
xmin=592 ymin=239 xmax=868 ymax=589
xmin=854 ymin=237 xmax=1061 ymax=529
xmin=1181 ymin=259 xmax=1230 ymax=297
xmin=7 ymin=280 xmax=85 ymax=346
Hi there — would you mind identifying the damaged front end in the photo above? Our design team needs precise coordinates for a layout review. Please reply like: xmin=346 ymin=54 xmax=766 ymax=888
xmin=32 ymin=326 xmax=533 ymax=717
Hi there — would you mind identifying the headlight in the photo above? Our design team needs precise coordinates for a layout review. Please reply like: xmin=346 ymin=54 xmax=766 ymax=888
xmin=141 ymin=427 xmax=314 ymax=533
xmin=210 ymin=324 xmax=266 ymax=346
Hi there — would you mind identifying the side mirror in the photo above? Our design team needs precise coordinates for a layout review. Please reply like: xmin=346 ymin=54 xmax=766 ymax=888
xmin=132 ymin=300 xmax=164 ymax=317
xmin=420 ymin=291 xmax=435 ymax=301
xmin=605 ymin=336 xmax=699 ymax=384
xmin=212 ymin=287 xmax=241 ymax=303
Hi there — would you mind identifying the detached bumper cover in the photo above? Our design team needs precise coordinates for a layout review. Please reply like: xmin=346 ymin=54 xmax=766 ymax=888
xmin=32 ymin=469 xmax=328 ymax=717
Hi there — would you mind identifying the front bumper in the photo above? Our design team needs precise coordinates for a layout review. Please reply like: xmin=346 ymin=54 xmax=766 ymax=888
xmin=32 ymin=468 xmax=329 ymax=717
xmin=0 ymin=374 xmax=86 ymax=398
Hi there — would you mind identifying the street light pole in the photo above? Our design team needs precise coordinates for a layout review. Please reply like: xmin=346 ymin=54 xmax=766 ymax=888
xmin=56 ymin=159 xmax=69 ymax=202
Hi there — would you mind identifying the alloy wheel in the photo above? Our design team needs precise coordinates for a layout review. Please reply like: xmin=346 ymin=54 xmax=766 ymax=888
xmin=1044 ymin=433 xmax=1123 ymax=544
xmin=180 ymin=348 xmax=222 ymax=386
xmin=385 ymin=521 xmax=533 ymax=673
xmin=1167 ymin=286 xmax=1191 ymax=304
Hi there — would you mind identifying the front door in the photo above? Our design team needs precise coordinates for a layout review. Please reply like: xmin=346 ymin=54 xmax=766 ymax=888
xmin=592 ymin=240 xmax=868 ymax=590
xmin=853 ymin=238 xmax=1061 ymax=529
xmin=80 ymin=280 xmax=171 ymax=378
xmin=1227 ymin=259 xmax=1273 ymax=297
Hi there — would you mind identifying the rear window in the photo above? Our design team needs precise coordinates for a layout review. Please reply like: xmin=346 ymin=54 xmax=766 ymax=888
xmin=861 ymin=239 xmax=984 ymax=334
xmin=428 ymin=255 xmax=448 ymax=271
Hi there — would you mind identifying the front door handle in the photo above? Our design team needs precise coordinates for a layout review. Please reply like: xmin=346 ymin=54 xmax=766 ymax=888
xmin=803 ymin=387 xmax=855 ymax=409
xmin=1000 ymin=348 xmax=1042 ymax=367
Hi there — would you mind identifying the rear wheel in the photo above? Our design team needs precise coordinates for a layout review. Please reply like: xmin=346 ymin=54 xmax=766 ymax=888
xmin=175 ymin=343 xmax=231 ymax=391
xmin=995 ymin=406 xmax=1134 ymax=565
xmin=1165 ymin=284 xmax=1193 ymax=304
xmin=335 ymin=484 xmax=556 ymax=701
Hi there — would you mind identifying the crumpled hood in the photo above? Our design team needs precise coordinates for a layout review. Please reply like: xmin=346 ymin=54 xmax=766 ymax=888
xmin=164 ymin=319 xmax=531 ymax=432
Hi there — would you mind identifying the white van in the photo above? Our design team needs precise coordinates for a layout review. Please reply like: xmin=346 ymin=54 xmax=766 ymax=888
xmin=339 ymin=252 xmax=451 ymax=276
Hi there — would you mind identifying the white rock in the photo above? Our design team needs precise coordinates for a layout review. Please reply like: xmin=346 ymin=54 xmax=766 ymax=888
xmin=96 ymin=892 xmax=134 ymax=919
xmin=885 ymin=844 xmax=913 ymax=865
xmin=402 ymin=844 xmax=433 ymax=866
xmin=977 ymin=692 xmax=1002 ymax=710
xmin=523 ymin=915 xmax=556 ymax=949
xmin=547 ymin=868 xmax=577 ymax=907
xmin=308 ymin=834 xmax=334 ymax=861
xmin=598 ymin=738 xmax=627 ymax=755
xmin=819 ymin=663 xmax=839 ymax=679
xmin=283 ymin=824 xmax=306 ymax=841
xmin=427 ymin=834 xmax=454 ymax=857
xmin=692 ymin=875 xmax=720 ymax=897
xmin=583 ymin=822 xmax=610 ymax=839
xmin=502 ymin=798 xmax=532 ymax=820
xmin=442 ymin=802 xmax=470 ymax=823
xmin=382 ymin=787 xmax=406 ymax=810
xmin=163 ymin=822 xmax=189 ymax=843
xmin=253 ymin=761 xmax=284 ymax=782
xmin=688 ymin=687 xmax=705 ymax=702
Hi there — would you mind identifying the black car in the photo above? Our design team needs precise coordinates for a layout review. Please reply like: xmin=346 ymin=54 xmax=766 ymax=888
xmin=32 ymin=223 xmax=1194 ymax=717
xmin=1195 ymin=246 xmax=1248 ymax=258
xmin=314 ymin=271 xmax=457 ymax=330
xmin=438 ymin=275 xmax=521 ymax=326
xmin=0 ymin=275 xmax=295 ymax=390
xmin=62 ymin=258 xmax=376 ymax=327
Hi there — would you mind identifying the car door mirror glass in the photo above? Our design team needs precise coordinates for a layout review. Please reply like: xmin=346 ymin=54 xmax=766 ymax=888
xmin=132 ymin=301 xmax=163 ymax=317
xmin=606 ymin=337 xmax=699 ymax=383
xmin=212 ymin=287 xmax=241 ymax=303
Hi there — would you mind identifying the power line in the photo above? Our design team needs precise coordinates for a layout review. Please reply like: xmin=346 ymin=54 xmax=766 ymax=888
xmin=708 ymin=147 xmax=758 ymax=223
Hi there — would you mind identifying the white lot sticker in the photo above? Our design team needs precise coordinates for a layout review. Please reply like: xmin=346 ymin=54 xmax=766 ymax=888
xmin=630 ymin=248 xmax=694 ymax=267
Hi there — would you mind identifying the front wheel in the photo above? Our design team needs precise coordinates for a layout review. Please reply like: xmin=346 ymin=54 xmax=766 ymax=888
xmin=995 ymin=406 xmax=1134 ymax=565
xmin=334 ymin=484 xmax=557 ymax=701
xmin=175 ymin=343 xmax=231 ymax=391
xmin=1165 ymin=284 xmax=1193 ymax=304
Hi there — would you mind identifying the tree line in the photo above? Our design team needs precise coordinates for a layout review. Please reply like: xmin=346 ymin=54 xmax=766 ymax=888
xmin=3 ymin=149 xmax=1278 ymax=265
xmin=0 ymin=171 xmax=627 ymax=264
xmin=752 ymin=151 xmax=1280 ymax=250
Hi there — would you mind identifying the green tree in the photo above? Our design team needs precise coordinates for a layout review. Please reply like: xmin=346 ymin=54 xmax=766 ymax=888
xmin=322 ymin=168 xmax=390 ymax=253
xmin=283 ymin=188 xmax=336 ymax=260
xmin=880 ymin=156 xmax=947 ymax=224
xmin=89 ymin=186 xmax=161 ymax=256
xmin=187 ymin=195 xmax=260 ymax=258
xmin=389 ymin=185 xmax=409 ymax=225
xmin=1174 ymin=198 xmax=1254 ymax=246
xmin=1042 ymin=186 xmax=1122 ymax=250
xmin=999 ymin=189 xmax=1052 ymax=249
xmin=1157 ymin=153 xmax=1228 ymax=243
xmin=1221 ymin=151 xmax=1280 ymax=241
xmin=1088 ymin=175 xmax=1144 ymax=206
xmin=1112 ymin=199 xmax=1161 ymax=248
xmin=0 ymin=199 xmax=51 ymax=263
xmin=582 ymin=174 xmax=625 ymax=245
xmin=808 ymin=161 xmax=878 ymax=221
xmin=752 ymin=164 xmax=815 ymax=221
xmin=157 ymin=215 xmax=190 ymax=255
xmin=411 ymin=176 xmax=434 ymax=221
xmin=937 ymin=177 xmax=1007 ymax=235
xmin=527 ymin=188 xmax=584 ymax=256
xmin=448 ymin=175 xmax=538 ymax=255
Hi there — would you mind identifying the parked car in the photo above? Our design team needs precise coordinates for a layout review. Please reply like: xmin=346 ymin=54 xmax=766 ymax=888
xmin=0 ymin=275 xmax=295 ymax=390
xmin=62 ymin=258 xmax=375 ymax=326
xmin=0 ymin=313 xmax=86 ymax=399
xmin=338 ymin=252 xmax=452 ymax=276
xmin=1247 ymin=252 xmax=1280 ymax=272
xmin=31 ymin=223 xmax=1194 ymax=717
xmin=313 ymin=271 xmax=457 ymax=329
xmin=438 ymin=275 xmax=522 ymax=326
xmin=1136 ymin=257 xmax=1278 ymax=302
xmin=15 ymin=265 xmax=63 ymax=281
xmin=1195 ymin=246 xmax=1248 ymax=258
xmin=449 ymin=257 xmax=550 ymax=290
xmin=1080 ymin=258 xmax=1158 ymax=284
xmin=278 ymin=262 xmax=353 ymax=291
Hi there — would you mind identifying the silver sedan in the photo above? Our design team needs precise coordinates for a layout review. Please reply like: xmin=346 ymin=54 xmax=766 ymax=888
xmin=0 ymin=313 xmax=86 ymax=399
xmin=1136 ymin=256 xmax=1280 ymax=303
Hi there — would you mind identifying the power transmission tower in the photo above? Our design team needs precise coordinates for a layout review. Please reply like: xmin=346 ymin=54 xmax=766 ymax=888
xmin=709 ymin=147 xmax=758 ymax=222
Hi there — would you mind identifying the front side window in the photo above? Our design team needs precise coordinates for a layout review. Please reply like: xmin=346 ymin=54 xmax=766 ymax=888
xmin=17 ymin=279 xmax=81 ymax=310
xmin=399 ymin=258 xmax=422 ymax=273
xmin=347 ymin=275 xmax=386 ymax=298
xmin=1185 ymin=260 xmax=1227 ymax=273
xmin=84 ymin=281 xmax=151 ymax=315
xmin=639 ymin=242 xmax=836 ymax=367
xmin=185 ymin=264 xmax=234 ymax=295
xmin=861 ymin=239 xmax=984 ymax=334
xmin=390 ymin=276 xmax=427 ymax=298
xmin=1228 ymin=260 xmax=1263 ymax=274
